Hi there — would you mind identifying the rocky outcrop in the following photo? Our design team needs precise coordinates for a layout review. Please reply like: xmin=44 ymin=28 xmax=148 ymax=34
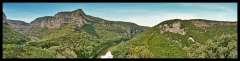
xmin=188 ymin=37 xmax=199 ymax=44
xmin=29 ymin=9 xmax=148 ymax=38
xmin=3 ymin=12 xmax=30 ymax=31
xmin=30 ymin=9 xmax=91 ymax=28
xmin=50 ymin=46 xmax=59 ymax=48
xmin=3 ymin=12 xmax=7 ymax=23
xmin=101 ymin=23 xmax=144 ymax=38
xmin=190 ymin=20 xmax=237 ymax=28
xmin=158 ymin=21 xmax=187 ymax=35
xmin=6 ymin=19 xmax=30 ymax=31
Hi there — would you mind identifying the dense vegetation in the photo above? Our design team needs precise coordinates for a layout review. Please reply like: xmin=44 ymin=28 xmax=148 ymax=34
xmin=111 ymin=19 xmax=237 ymax=58
xmin=2 ymin=22 xmax=56 ymax=58
xmin=3 ymin=22 xmax=31 ymax=45
xmin=85 ymin=15 xmax=149 ymax=31
xmin=3 ymin=44 xmax=55 ymax=58
xmin=184 ymin=33 xmax=237 ymax=58
xmin=3 ymin=9 xmax=149 ymax=58
xmin=21 ymin=23 xmax=130 ymax=58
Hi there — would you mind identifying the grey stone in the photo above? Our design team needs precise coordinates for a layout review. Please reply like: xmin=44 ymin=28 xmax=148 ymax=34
xmin=6 ymin=19 xmax=30 ymax=31
xmin=160 ymin=30 xmax=164 ymax=34
xmin=159 ymin=25 xmax=162 ymax=29
xmin=188 ymin=37 xmax=195 ymax=42
xmin=71 ymin=26 xmax=76 ymax=29
xmin=50 ymin=46 xmax=59 ymax=48
xmin=172 ymin=21 xmax=181 ymax=28
xmin=158 ymin=21 xmax=187 ymax=35
xmin=190 ymin=20 xmax=237 ymax=28
xmin=30 ymin=9 xmax=91 ymax=28
xmin=175 ymin=41 xmax=179 ymax=43
xmin=164 ymin=24 xmax=168 ymax=27
xmin=2 ymin=12 xmax=7 ymax=23
xmin=29 ymin=9 xmax=148 ymax=38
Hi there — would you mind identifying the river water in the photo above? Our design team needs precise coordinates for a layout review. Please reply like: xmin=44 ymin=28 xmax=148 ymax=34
xmin=92 ymin=44 xmax=117 ymax=58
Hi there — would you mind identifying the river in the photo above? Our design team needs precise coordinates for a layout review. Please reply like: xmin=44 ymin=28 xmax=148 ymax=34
xmin=92 ymin=44 xmax=118 ymax=58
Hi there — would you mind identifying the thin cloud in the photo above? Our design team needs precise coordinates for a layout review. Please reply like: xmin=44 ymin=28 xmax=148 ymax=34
xmin=3 ymin=8 xmax=42 ymax=23
xmin=178 ymin=3 xmax=235 ymax=13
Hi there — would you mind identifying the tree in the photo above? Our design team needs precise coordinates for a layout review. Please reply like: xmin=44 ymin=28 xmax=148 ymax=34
xmin=184 ymin=33 xmax=237 ymax=59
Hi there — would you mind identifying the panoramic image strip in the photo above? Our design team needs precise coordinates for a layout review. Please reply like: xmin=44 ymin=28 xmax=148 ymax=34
xmin=2 ymin=3 xmax=237 ymax=59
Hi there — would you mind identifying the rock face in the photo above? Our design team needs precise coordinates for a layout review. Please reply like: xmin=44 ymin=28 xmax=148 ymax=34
xmin=30 ymin=9 xmax=91 ymax=28
xmin=3 ymin=12 xmax=30 ymax=31
xmin=188 ymin=37 xmax=199 ymax=44
xmin=159 ymin=21 xmax=187 ymax=35
xmin=3 ymin=12 xmax=7 ymax=23
xmin=6 ymin=19 xmax=30 ymax=31
xmin=101 ymin=23 xmax=145 ymax=37
xmin=190 ymin=20 xmax=237 ymax=28
xmin=29 ymin=9 xmax=148 ymax=38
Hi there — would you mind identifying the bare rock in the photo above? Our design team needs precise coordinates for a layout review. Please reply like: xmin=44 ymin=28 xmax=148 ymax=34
xmin=190 ymin=20 xmax=237 ymax=28
xmin=124 ymin=32 xmax=128 ymax=36
xmin=6 ymin=19 xmax=30 ymax=31
xmin=167 ymin=37 xmax=170 ymax=40
xmin=30 ymin=9 xmax=91 ymax=28
xmin=50 ymin=46 xmax=59 ymax=48
xmin=159 ymin=21 xmax=187 ymax=35
xmin=2 ymin=12 xmax=7 ymax=23
xmin=71 ymin=26 xmax=76 ymax=31
xmin=160 ymin=30 xmax=164 ymax=34
xmin=188 ymin=37 xmax=195 ymax=42
xmin=29 ymin=9 xmax=148 ymax=38
xmin=175 ymin=41 xmax=179 ymax=43
xmin=172 ymin=21 xmax=181 ymax=29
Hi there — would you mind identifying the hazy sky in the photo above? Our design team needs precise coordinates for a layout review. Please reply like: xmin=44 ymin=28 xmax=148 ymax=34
xmin=3 ymin=3 xmax=237 ymax=27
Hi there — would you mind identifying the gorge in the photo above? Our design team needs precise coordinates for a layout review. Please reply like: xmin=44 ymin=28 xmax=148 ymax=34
xmin=2 ymin=8 xmax=237 ymax=59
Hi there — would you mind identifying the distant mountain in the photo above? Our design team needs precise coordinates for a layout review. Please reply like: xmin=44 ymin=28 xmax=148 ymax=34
xmin=111 ymin=19 xmax=237 ymax=58
xmin=3 ymin=12 xmax=7 ymax=23
xmin=2 ymin=12 xmax=31 ymax=45
xmin=2 ymin=12 xmax=30 ymax=32
xmin=6 ymin=19 xmax=30 ymax=31
xmin=29 ymin=9 xmax=149 ymax=38
xmin=20 ymin=9 xmax=149 ymax=58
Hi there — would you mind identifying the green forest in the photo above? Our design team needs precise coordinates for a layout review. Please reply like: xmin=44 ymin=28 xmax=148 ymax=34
xmin=3 ymin=13 xmax=149 ymax=58
xmin=3 ymin=9 xmax=150 ymax=58
xmin=2 ymin=19 xmax=238 ymax=59
xmin=2 ymin=10 xmax=237 ymax=59
xmin=111 ymin=19 xmax=237 ymax=58
xmin=3 ymin=22 xmax=31 ymax=45
xmin=21 ymin=23 xmax=131 ymax=58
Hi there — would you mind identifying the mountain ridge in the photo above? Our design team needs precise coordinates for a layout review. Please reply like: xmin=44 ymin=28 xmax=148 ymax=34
xmin=111 ymin=19 xmax=237 ymax=58
xmin=6 ymin=19 xmax=30 ymax=31
xmin=29 ymin=9 xmax=149 ymax=37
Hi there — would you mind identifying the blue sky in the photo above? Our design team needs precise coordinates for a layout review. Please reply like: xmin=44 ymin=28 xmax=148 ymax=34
xmin=3 ymin=3 xmax=237 ymax=27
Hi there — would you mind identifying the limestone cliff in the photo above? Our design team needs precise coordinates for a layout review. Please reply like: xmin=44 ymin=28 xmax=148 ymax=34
xmin=3 ymin=12 xmax=7 ymax=23
xmin=101 ymin=23 xmax=145 ymax=37
xmin=189 ymin=19 xmax=237 ymax=28
xmin=29 ymin=9 xmax=149 ymax=38
xmin=158 ymin=21 xmax=187 ymax=35
xmin=6 ymin=19 xmax=30 ymax=31
xmin=30 ymin=9 xmax=91 ymax=28
xmin=157 ymin=19 xmax=237 ymax=35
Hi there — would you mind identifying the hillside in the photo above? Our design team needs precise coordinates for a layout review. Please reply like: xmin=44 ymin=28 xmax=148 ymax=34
xmin=2 ymin=12 xmax=31 ymax=45
xmin=6 ymin=19 xmax=30 ymax=31
xmin=2 ymin=22 xmax=31 ymax=45
xmin=28 ymin=9 xmax=149 ymax=38
xmin=111 ymin=19 xmax=237 ymax=58
xmin=2 ymin=12 xmax=59 ymax=58
xmin=20 ymin=9 xmax=149 ymax=58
